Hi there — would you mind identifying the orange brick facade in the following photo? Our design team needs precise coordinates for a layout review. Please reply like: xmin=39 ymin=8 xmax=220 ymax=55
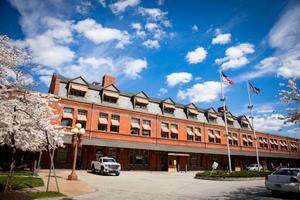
xmin=46 ymin=74 xmax=300 ymax=171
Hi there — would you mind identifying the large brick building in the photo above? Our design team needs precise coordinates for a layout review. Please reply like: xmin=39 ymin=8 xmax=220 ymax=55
xmin=46 ymin=73 xmax=300 ymax=171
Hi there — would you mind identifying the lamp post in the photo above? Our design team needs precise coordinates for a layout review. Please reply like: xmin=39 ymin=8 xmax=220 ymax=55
xmin=68 ymin=123 xmax=85 ymax=180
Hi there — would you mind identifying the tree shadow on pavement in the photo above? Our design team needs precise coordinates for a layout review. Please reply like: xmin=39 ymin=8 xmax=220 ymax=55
xmin=212 ymin=186 xmax=299 ymax=200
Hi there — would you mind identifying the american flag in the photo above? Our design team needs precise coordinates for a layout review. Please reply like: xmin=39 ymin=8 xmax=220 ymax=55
xmin=249 ymin=82 xmax=260 ymax=94
xmin=221 ymin=71 xmax=234 ymax=85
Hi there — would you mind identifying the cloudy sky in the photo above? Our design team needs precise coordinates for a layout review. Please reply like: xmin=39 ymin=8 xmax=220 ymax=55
xmin=0 ymin=0 xmax=299 ymax=137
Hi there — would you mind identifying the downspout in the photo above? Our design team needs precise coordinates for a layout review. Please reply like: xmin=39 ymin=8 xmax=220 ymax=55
xmin=89 ymin=103 xmax=94 ymax=139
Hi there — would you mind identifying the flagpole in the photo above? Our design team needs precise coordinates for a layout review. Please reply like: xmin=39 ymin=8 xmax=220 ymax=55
xmin=219 ymin=71 xmax=232 ymax=173
xmin=246 ymin=81 xmax=260 ymax=170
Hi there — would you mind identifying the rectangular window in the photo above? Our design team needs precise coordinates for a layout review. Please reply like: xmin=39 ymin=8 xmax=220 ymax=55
xmin=170 ymin=124 xmax=178 ymax=139
xmin=208 ymin=129 xmax=214 ymax=143
xmin=61 ymin=118 xmax=72 ymax=127
xmin=161 ymin=122 xmax=169 ymax=138
xmin=248 ymin=135 xmax=253 ymax=147
xmin=243 ymin=135 xmax=248 ymax=146
xmin=164 ymin=108 xmax=174 ymax=115
xmin=64 ymin=107 xmax=73 ymax=114
xmin=232 ymin=133 xmax=238 ymax=146
xmin=98 ymin=112 xmax=108 ymax=132
xmin=69 ymin=89 xmax=85 ymax=97
xmin=142 ymin=119 xmax=151 ymax=136
xmin=78 ymin=109 xmax=87 ymax=116
xmin=215 ymin=130 xmax=221 ymax=144
xmin=110 ymin=114 xmax=120 ymax=133
xmin=103 ymin=95 xmax=118 ymax=104
xmin=131 ymin=118 xmax=140 ymax=135
xmin=195 ymin=127 xmax=201 ymax=142
xmin=187 ymin=126 xmax=194 ymax=141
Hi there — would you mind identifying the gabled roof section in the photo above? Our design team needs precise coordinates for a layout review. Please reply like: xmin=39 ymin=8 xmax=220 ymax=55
xmin=162 ymin=97 xmax=175 ymax=105
xmin=69 ymin=76 xmax=88 ymax=85
xmin=205 ymin=107 xmax=217 ymax=113
xmin=238 ymin=115 xmax=248 ymax=121
xmin=103 ymin=84 xmax=120 ymax=92
xmin=135 ymin=91 xmax=149 ymax=99
xmin=186 ymin=103 xmax=198 ymax=110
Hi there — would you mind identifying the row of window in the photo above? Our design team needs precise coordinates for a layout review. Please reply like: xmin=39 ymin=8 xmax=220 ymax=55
xmin=68 ymin=87 xmax=250 ymax=128
xmin=61 ymin=107 xmax=299 ymax=150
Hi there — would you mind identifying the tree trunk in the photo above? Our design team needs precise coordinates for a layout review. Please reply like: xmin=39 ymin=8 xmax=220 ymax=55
xmin=4 ymin=147 xmax=16 ymax=192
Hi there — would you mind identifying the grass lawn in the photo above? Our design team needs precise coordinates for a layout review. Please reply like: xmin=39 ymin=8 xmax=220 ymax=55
xmin=196 ymin=170 xmax=272 ymax=178
xmin=0 ymin=171 xmax=34 ymax=176
xmin=28 ymin=191 xmax=65 ymax=199
xmin=0 ymin=176 xmax=44 ymax=191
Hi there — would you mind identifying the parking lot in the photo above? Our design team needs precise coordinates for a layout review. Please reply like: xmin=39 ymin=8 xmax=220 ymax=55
xmin=68 ymin=171 xmax=299 ymax=200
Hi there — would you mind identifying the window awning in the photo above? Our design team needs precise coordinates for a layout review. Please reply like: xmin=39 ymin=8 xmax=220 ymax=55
xmin=131 ymin=122 xmax=140 ymax=129
xmin=208 ymin=113 xmax=218 ymax=119
xmin=284 ymin=142 xmax=288 ymax=147
xmin=70 ymin=83 xmax=88 ymax=92
xmin=242 ymin=120 xmax=249 ymax=125
xmin=171 ymin=127 xmax=178 ymax=134
xmin=233 ymin=136 xmax=238 ymax=141
xmin=263 ymin=138 xmax=268 ymax=144
xmin=136 ymin=97 xmax=149 ymax=105
xmin=259 ymin=140 xmax=264 ymax=144
xmin=248 ymin=138 xmax=253 ymax=142
xmin=188 ymin=109 xmax=199 ymax=115
xmin=63 ymin=112 xmax=73 ymax=119
xmin=242 ymin=137 xmax=248 ymax=142
xmin=227 ymin=117 xmax=234 ymax=122
xmin=77 ymin=114 xmax=87 ymax=121
xmin=161 ymin=126 xmax=169 ymax=132
xmin=187 ymin=129 xmax=194 ymax=136
xmin=194 ymin=129 xmax=201 ymax=136
xmin=103 ymin=91 xmax=119 ymax=99
xmin=208 ymin=132 xmax=215 ymax=138
xmin=164 ymin=103 xmax=175 ymax=110
xmin=215 ymin=133 xmax=221 ymax=139
xmin=273 ymin=140 xmax=278 ymax=145
xmin=280 ymin=141 xmax=284 ymax=146
xmin=99 ymin=117 xmax=108 ymax=124
xmin=269 ymin=140 xmax=274 ymax=145
xmin=111 ymin=119 xmax=120 ymax=126
xmin=142 ymin=124 xmax=151 ymax=130
xmin=228 ymin=135 xmax=232 ymax=140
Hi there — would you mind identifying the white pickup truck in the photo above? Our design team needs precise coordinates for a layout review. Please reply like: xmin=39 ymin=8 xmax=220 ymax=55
xmin=91 ymin=157 xmax=121 ymax=176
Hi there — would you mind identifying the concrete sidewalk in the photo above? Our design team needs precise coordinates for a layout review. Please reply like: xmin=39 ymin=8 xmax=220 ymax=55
xmin=38 ymin=169 xmax=95 ymax=196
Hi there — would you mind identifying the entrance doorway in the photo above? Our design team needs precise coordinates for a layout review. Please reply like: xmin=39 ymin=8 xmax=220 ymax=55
xmin=167 ymin=153 xmax=189 ymax=172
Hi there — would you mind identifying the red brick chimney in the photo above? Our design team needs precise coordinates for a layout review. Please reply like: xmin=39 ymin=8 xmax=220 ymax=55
xmin=48 ymin=73 xmax=60 ymax=95
xmin=102 ymin=75 xmax=116 ymax=87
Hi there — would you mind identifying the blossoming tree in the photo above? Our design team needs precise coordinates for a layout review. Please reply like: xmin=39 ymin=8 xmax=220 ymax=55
xmin=0 ymin=35 xmax=64 ymax=192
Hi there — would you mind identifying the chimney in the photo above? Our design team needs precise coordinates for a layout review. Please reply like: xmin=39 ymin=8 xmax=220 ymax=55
xmin=102 ymin=75 xmax=116 ymax=87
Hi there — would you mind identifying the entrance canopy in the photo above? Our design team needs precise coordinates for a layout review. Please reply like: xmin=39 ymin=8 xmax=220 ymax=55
xmin=168 ymin=153 xmax=190 ymax=157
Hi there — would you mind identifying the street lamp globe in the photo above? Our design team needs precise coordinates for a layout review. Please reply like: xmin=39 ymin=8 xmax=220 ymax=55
xmin=75 ymin=123 xmax=82 ymax=129
xmin=79 ymin=128 xmax=85 ymax=135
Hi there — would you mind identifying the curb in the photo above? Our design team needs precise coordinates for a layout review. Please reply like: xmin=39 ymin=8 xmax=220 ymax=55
xmin=194 ymin=176 xmax=265 ymax=181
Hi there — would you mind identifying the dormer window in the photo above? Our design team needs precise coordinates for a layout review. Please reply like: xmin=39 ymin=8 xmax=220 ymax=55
xmin=187 ymin=109 xmax=198 ymax=119
xmin=226 ymin=117 xmax=234 ymax=126
xmin=208 ymin=112 xmax=217 ymax=123
xmin=135 ymin=97 xmax=149 ymax=110
xmin=163 ymin=103 xmax=175 ymax=115
xmin=69 ymin=83 xmax=88 ymax=97
xmin=103 ymin=91 xmax=119 ymax=103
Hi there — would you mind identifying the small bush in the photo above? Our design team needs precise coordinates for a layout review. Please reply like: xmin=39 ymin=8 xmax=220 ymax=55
xmin=28 ymin=191 xmax=65 ymax=199
xmin=196 ymin=170 xmax=272 ymax=178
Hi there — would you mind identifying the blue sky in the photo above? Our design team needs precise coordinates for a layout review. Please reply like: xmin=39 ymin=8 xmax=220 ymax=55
xmin=0 ymin=0 xmax=299 ymax=137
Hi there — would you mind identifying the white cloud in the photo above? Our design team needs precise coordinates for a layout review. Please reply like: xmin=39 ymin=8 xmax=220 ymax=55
xmin=145 ymin=23 xmax=159 ymax=32
xmin=142 ymin=39 xmax=160 ymax=49
xmin=123 ymin=59 xmax=148 ymax=79
xmin=192 ymin=24 xmax=198 ymax=31
xmin=277 ymin=53 xmax=300 ymax=79
xmin=23 ymin=35 xmax=75 ymax=67
xmin=215 ymin=43 xmax=254 ymax=70
xmin=76 ymin=0 xmax=93 ymax=15
xmin=186 ymin=47 xmax=207 ymax=64
xmin=138 ymin=7 xmax=171 ymax=27
xmin=254 ymin=114 xmax=289 ymax=132
xmin=287 ymin=128 xmax=300 ymax=134
xmin=157 ymin=0 xmax=164 ymax=5
xmin=109 ymin=0 xmax=140 ymax=14
xmin=177 ymin=81 xmax=223 ymax=103
xmin=131 ymin=22 xmax=146 ymax=38
xmin=166 ymin=72 xmax=192 ymax=87
xmin=212 ymin=33 xmax=231 ymax=45
xmin=74 ymin=18 xmax=130 ymax=48
xmin=99 ymin=0 xmax=106 ymax=7
xmin=158 ymin=87 xmax=168 ymax=96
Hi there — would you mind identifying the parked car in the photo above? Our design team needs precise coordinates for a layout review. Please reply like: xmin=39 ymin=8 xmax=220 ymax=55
xmin=265 ymin=168 xmax=300 ymax=194
xmin=91 ymin=157 xmax=121 ymax=176
xmin=246 ymin=164 xmax=263 ymax=171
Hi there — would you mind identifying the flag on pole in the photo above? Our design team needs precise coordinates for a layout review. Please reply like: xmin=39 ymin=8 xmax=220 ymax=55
xmin=221 ymin=71 xmax=234 ymax=85
xmin=249 ymin=82 xmax=260 ymax=94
